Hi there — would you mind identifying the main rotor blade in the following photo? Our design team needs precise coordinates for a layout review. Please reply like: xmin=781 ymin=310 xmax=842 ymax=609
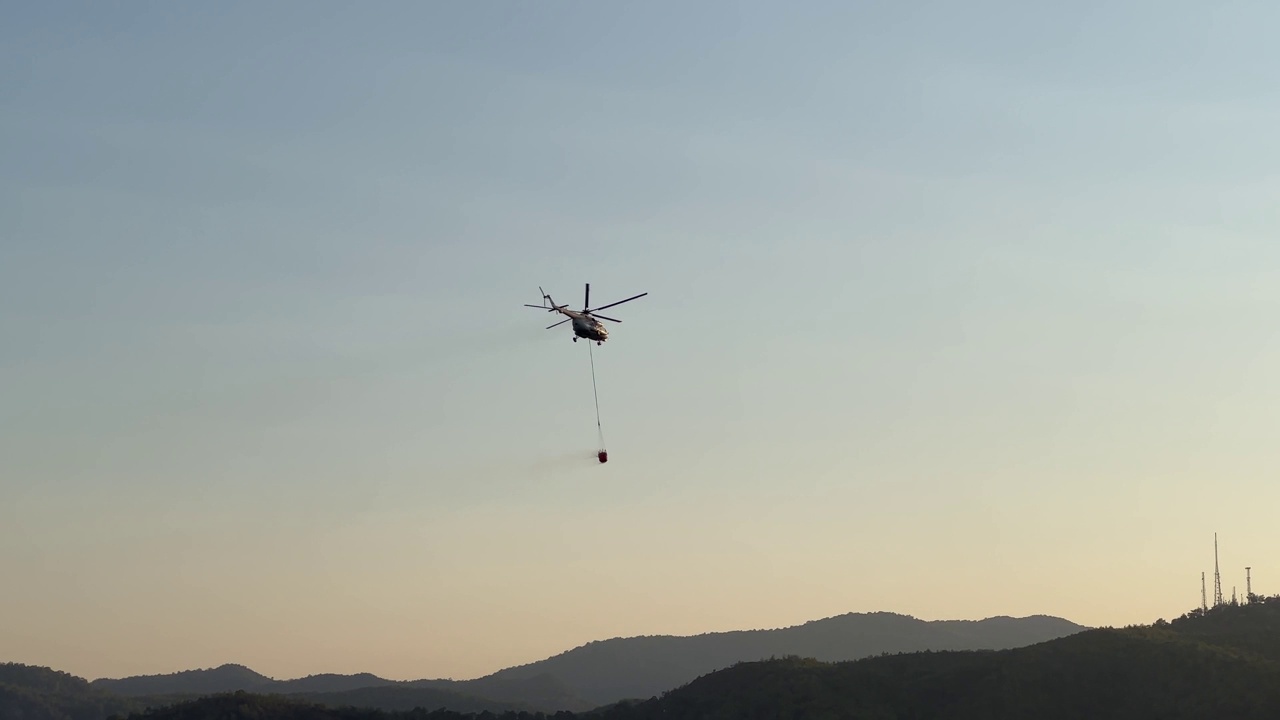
xmin=546 ymin=318 xmax=570 ymax=329
xmin=524 ymin=304 xmax=552 ymax=310
xmin=588 ymin=292 xmax=647 ymax=313
xmin=584 ymin=282 xmax=590 ymax=310
xmin=592 ymin=314 xmax=621 ymax=323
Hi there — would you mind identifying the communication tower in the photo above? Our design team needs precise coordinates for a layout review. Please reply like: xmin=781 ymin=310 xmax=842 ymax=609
xmin=1214 ymin=533 xmax=1224 ymax=607
xmin=1201 ymin=572 xmax=1208 ymax=612
xmin=1247 ymin=567 xmax=1252 ymax=601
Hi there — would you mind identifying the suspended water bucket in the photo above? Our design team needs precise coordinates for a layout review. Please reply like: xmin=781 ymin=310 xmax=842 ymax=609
xmin=597 ymin=450 xmax=608 ymax=463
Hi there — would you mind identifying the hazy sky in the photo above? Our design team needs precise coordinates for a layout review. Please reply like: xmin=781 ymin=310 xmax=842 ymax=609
xmin=4 ymin=0 xmax=1279 ymax=682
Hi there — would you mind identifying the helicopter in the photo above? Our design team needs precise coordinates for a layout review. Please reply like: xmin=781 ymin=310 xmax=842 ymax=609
xmin=524 ymin=283 xmax=647 ymax=345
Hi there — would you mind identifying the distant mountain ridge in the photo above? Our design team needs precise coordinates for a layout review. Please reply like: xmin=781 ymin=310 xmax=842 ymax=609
xmin=593 ymin=598 xmax=1280 ymax=719
xmin=90 ymin=664 xmax=274 ymax=697
xmin=478 ymin=611 xmax=1087 ymax=705
xmin=88 ymin=664 xmax=586 ymax=712
xmin=0 ymin=663 xmax=532 ymax=719
xmin=85 ymin=611 xmax=1085 ymax=709
xmin=66 ymin=600 xmax=1280 ymax=720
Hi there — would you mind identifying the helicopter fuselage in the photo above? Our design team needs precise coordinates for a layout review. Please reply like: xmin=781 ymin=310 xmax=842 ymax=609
xmin=572 ymin=315 xmax=607 ymax=342
xmin=554 ymin=307 xmax=607 ymax=342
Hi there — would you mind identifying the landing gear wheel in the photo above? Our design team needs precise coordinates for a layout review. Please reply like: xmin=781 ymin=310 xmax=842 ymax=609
xmin=573 ymin=337 xmax=578 ymax=342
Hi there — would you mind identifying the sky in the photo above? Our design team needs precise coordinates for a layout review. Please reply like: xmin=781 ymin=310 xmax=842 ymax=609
xmin=3 ymin=0 xmax=1279 ymax=683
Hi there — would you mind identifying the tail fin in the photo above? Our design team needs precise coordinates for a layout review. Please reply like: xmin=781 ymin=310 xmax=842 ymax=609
xmin=525 ymin=287 xmax=560 ymax=312
xmin=540 ymin=287 xmax=568 ymax=311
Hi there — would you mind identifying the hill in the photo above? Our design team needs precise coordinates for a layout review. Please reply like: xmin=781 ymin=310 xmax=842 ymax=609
xmin=281 ymin=686 xmax=528 ymax=714
xmin=274 ymin=673 xmax=396 ymax=694
xmin=81 ymin=611 xmax=1081 ymax=710
xmin=97 ymin=598 xmax=1280 ymax=720
xmin=1165 ymin=594 xmax=1280 ymax=662
xmin=1 ymin=663 xmax=558 ymax=718
xmin=478 ymin=611 xmax=1086 ymax=706
xmin=90 ymin=665 xmax=272 ymax=698
xmin=613 ymin=632 xmax=1280 ymax=719
xmin=88 ymin=665 xmax=586 ymax=713
xmin=596 ymin=596 xmax=1280 ymax=719
xmin=411 ymin=674 xmax=588 ymax=712
xmin=0 ymin=663 xmax=139 ymax=720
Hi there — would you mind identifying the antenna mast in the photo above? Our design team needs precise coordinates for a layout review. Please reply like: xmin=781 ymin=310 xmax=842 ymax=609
xmin=1247 ymin=567 xmax=1252 ymax=602
xmin=1213 ymin=533 xmax=1224 ymax=607
xmin=1201 ymin=572 xmax=1208 ymax=612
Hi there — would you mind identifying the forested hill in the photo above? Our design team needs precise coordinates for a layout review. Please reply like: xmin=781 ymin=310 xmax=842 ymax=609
xmin=81 ymin=611 xmax=1081 ymax=710
xmin=0 ymin=663 xmax=564 ymax=719
xmin=87 ymin=666 xmax=587 ymax=713
xmin=476 ymin=611 xmax=1085 ymax=706
xmin=607 ymin=596 xmax=1280 ymax=719
xmin=0 ymin=663 xmax=138 ymax=720
xmin=97 ymin=597 xmax=1280 ymax=720
xmin=90 ymin=665 xmax=273 ymax=697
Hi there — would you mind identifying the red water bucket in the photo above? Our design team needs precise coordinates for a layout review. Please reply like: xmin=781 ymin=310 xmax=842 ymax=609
xmin=597 ymin=450 xmax=608 ymax=463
